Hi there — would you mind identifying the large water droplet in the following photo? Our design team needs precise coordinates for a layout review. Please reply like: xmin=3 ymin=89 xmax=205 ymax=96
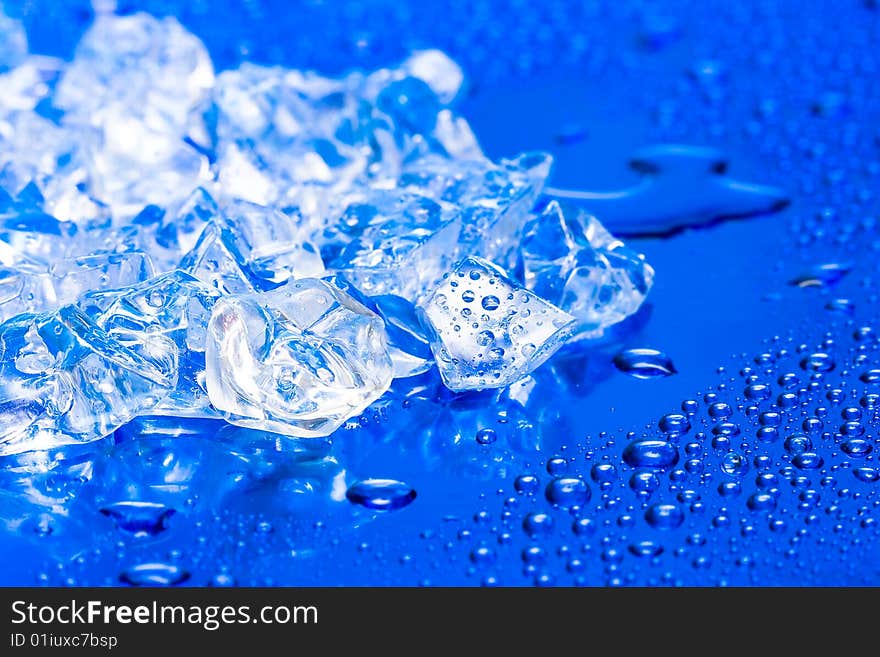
xmin=841 ymin=439 xmax=872 ymax=457
xmin=100 ymin=501 xmax=176 ymax=538
xmin=800 ymin=352 xmax=835 ymax=372
xmin=854 ymin=467 xmax=879 ymax=483
xmin=120 ymin=563 xmax=190 ymax=587
xmin=789 ymin=263 xmax=851 ymax=288
xmin=720 ymin=452 xmax=749 ymax=478
xmin=792 ymin=452 xmax=825 ymax=470
xmin=523 ymin=512 xmax=554 ymax=537
xmin=346 ymin=479 xmax=417 ymax=510
xmin=623 ymin=440 xmax=680 ymax=469
xmin=613 ymin=348 xmax=677 ymax=379
xmin=544 ymin=477 xmax=591 ymax=508
xmin=645 ymin=503 xmax=684 ymax=529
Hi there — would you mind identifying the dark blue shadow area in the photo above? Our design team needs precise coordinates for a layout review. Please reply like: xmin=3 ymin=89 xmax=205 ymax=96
xmin=1 ymin=0 xmax=879 ymax=586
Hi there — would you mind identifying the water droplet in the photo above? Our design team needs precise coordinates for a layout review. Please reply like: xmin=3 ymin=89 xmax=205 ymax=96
xmin=800 ymin=352 xmax=835 ymax=372
xmin=630 ymin=471 xmax=661 ymax=492
xmin=475 ymin=428 xmax=497 ymax=445
xmin=210 ymin=573 xmax=236 ymax=587
xmin=659 ymin=413 xmax=691 ymax=435
xmin=470 ymin=546 xmax=496 ymax=565
xmin=99 ymin=502 xmax=176 ymax=538
xmin=346 ymin=479 xmax=417 ymax=510
xmin=590 ymin=463 xmax=618 ymax=483
xmin=613 ymin=348 xmax=677 ymax=379
xmin=784 ymin=434 xmax=812 ymax=455
xmin=854 ymin=467 xmax=879 ymax=483
xmin=514 ymin=474 xmax=540 ymax=494
xmin=120 ymin=563 xmax=190 ymax=587
xmin=645 ymin=503 xmax=684 ymax=529
xmin=545 ymin=477 xmax=591 ymax=508
xmin=860 ymin=369 xmax=880 ymax=384
xmin=481 ymin=295 xmax=500 ymax=311
xmin=825 ymin=298 xmax=854 ymax=315
xmin=628 ymin=540 xmax=664 ymax=557
xmin=747 ymin=492 xmax=777 ymax=511
xmin=523 ymin=512 xmax=554 ymax=537
xmin=792 ymin=452 xmax=825 ymax=470
xmin=789 ymin=263 xmax=851 ymax=288
xmin=546 ymin=457 xmax=568 ymax=475
xmin=623 ymin=440 xmax=680 ymax=469
xmin=720 ymin=452 xmax=749 ymax=478
xmin=841 ymin=439 xmax=872 ymax=457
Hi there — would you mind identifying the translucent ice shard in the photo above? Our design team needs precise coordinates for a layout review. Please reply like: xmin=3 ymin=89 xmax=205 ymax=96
xmin=400 ymin=152 xmax=552 ymax=268
xmin=0 ymin=56 xmax=64 ymax=113
xmin=53 ymin=13 xmax=213 ymax=216
xmin=326 ymin=273 xmax=433 ymax=378
xmin=205 ymin=279 xmax=393 ymax=437
xmin=401 ymin=50 xmax=464 ymax=105
xmin=55 ymin=12 xmax=213 ymax=139
xmin=0 ymin=250 xmax=154 ymax=322
xmin=180 ymin=200 xmax=324 ymax=295
xmin=418 ymin=256 xmax=577 ymax=392
xmin=0 ymin=305 xmax=176 ymax=455
xmin=518 ymin=201 xmax=653 ymax=335
xmin=88 ymin=270 xmax=221 ymax=417
xmin=0 ymin=9 xmax=27 ymax=72
xmin=330 ymin=191 xmax=460 ymax=301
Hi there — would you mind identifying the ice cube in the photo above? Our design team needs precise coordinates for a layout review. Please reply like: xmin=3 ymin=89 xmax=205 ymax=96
xmin=0 ymin=9 xmax=27 ymax=73
xmin=0 ymin=250 xmax=154 ymax=322
xmin=418 ymin=256 xmax=577 ymax=392
xmin=330 ymin=191 xmax=460 ymax=301
xmin=518 ymin=201 xmax=654 ymax=335
xmin=180 ymin=199 xmax=324 ymax=294
xmin=0 ymin=305 xmax=176 ymax=455
xmin=325 ymin=273 xmax=433 ymax=378
xmin=400 ymin=152 xmax=552 ymax=268
xmin=53 ymin=13 xmax=214 ymax=217
xmin=88 ymin=270 xmax=221 ymax=417
xmin=205 ymin=279 xmax=392 ymax=437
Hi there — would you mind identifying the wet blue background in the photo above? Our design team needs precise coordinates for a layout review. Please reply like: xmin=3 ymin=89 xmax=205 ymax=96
xmin=1 ymin=0 xmax=879 ymax=586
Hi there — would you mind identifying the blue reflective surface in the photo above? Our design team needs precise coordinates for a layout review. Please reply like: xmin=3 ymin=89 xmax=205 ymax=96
xmin=2 ymin=0 xmax=879 ymax=586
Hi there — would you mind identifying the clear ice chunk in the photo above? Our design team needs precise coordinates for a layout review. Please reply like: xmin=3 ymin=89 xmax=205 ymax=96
xmin=0 ymin=9 xmax=27 ymax=72
xmin=205 ymin=279 xmax=393 ymax=437
xmin=53 ymin=13 xmax=214 ymax=216
xmin=418 ymin=256 xmax=577 ymax=392
xmin=325 ymin=273 xmax=433 ymax=379
xmin=330 ymin=191 xmax=460 ymax=302
xmin=0 ymin=305 xmax=176 ymax=456
xmin=518 ymin=201 xmax=654 ymax=335
xmin=0 ymin=56 xmax=65 ymax=113
xmin=0 ymin=250 xmax=154 ymax=322
xmin=399 ymin=152 xmax=552 ymax=268
xmin=180 ymin=199 xmax=324 ymax=295
xmin=401 ymin=50 xmax=465 ymax=105
xmin=87 ymin=270 xmax=221 ymax=417
xmin=54 ymin=12 xmax=213 ymax=139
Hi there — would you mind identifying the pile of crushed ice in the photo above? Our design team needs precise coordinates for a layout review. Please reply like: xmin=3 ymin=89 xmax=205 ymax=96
xmin=0 ymin=11 xmax=652 ymax=454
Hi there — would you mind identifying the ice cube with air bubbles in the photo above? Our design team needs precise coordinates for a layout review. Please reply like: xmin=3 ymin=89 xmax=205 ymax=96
xmin=399 ymin=152 xmax=552 ymax=269
xmin=418 ymin=256 xmax=577 ymax=392
xmin=205 ymin=278 xmax=393 ymax=437
xmin=518 ymin=201 xmax=654 ymax=336
xmin=0 ymin=305 xmax=176 ymax=456
xmin=330 ymin=191 xmax=461 ymax=302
